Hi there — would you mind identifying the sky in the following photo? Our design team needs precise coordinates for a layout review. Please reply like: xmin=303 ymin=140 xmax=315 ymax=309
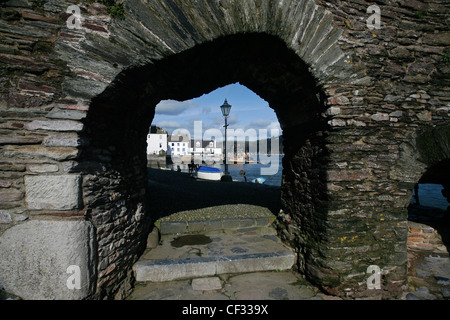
xmin=151 ymin=83 xmax=282 ymax=142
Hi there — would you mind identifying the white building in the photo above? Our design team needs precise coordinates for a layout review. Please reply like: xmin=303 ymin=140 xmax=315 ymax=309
xmin=167 ymin=133 xmax=191 ymax=157
xmin=190 ymin=139 xmax=222 ymax=163
xmin=146 ymin=126 xmax=167 ymax=155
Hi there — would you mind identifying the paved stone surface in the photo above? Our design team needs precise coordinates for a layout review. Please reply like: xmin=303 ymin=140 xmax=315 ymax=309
xmin=224 ymin=272 xmax=316 ymax=300
xmin=134 ymin=229 xmax=295 ymax=282
xmin=192 ymin=277 xmax=222 ymax=291
xmin=127 ymin=271 xmax=320 ymax=300
xmin=405 ymin=251 xmax=450 ymax=300
xmin=158 ymin=212 xmax=275 ymax=235
xmin=131 ymin=221 xmax=323 ymax=300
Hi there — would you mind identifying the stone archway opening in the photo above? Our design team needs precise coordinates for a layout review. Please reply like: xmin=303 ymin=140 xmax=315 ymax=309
xmin=147 ymin=83 xmax=284 ymax=222
xmin=406 ymin=126 xmax=450 ymax=252
xmin=405 ymin=132 xmax=450 ymax=299
xmin=409 ymin=160 xmax=450 ymax=220
xmin=407 ymin=158 xmax=450 ymax=252
xmin=80 ymin=32 xmax=329 ymax=297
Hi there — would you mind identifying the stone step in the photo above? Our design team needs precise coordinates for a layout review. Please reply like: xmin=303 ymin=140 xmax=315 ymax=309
xmin=134 ymin=231 xmax=295 ymax=282
xmin=157 ymin=216 xmax=276 ymax=235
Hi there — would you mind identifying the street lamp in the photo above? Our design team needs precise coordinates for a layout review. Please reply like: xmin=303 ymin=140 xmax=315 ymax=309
xmin=220 ymin=99 xmax=232 ymax=181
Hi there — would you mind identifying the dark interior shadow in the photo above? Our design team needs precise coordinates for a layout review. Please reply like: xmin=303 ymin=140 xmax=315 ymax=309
xmin=147 ymin=167 xmax=281 ymax=221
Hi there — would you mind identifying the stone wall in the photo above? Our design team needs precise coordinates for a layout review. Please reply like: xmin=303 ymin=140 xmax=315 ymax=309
xmin=408 ymin=221 xmax=447 ymax=252
xmin=0 ymin=0 xmax=449 ymax=299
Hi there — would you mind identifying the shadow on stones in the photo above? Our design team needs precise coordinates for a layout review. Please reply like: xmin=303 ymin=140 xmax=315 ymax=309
xmin=170 ymin=234 xmax=212 ymax=248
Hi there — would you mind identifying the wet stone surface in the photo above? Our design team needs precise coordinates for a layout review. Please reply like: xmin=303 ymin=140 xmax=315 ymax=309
xmin=171 ymin=235 xmax=212 ymax=248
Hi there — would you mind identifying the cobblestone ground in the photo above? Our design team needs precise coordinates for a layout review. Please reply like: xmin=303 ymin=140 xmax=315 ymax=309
xmin=127 ymin=270 xmax=330 ymax=300
xmin=405 ymin=250 xmax=450 ymax=300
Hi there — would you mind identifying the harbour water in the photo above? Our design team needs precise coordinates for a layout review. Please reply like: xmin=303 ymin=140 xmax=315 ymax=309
xmin=167 ymin=155 xmax=284 ymax=186
xmin=411 ymin=183 xmax=449 ymax=211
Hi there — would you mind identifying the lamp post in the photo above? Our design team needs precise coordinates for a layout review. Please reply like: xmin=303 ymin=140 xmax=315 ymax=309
xmin=220 ymin=99 xmax=232 ymax=181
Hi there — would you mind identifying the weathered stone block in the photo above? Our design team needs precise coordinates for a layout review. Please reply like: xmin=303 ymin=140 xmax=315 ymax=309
xmin=239 ymin=218 xmax=256 ymax=228
xmin=160 ymin=221 xmax=187 ymax=234
xmin=204 ymin=219 xmax=223 ymax=231
xmin=328 ymin=170 xmax=370 ymax=182
xmin=326 ymin=107 xmax=341 ymax=116
xmin=0 ymin=219 xmax=97 ymax=300
xmin=62 ymin=78 xmax=108 ymax=99
xmin=28 ymin=164 xmax=59 ymax=173
xmin=4 ymin=145 xmax=79 ymax=161
xmin=0 ymin=135 xmax=42 ymax=145
xmin=192 ymin=277 xmax=222 ymax=291
xmin=25 ymin=174 xmax=81 ymax=210
xmin=0 ymin=210 xmax=12 ymax=223
xmin=417 ymin=111 xmax=432 ymax=121
xmin=44 ymin=134 xmax=84 ymax=147
xmin=146 ymin=228 xmax=159 ymax=249
xmin=371 ymin=113 xmax=390 ymax=121
xmin=187 ymin=220 xmax=205 ymax=233
xmin=328 ymin=96 xmax=349 ymax=105
xmin=0 ymin=190 xmax=23 ymax=202
xmin=46 ymin=108 xmax=87 ymax=120
xmin=24 ymin=120 xmax=84 ymax=132
xmin=422 ymin=32 xmax=450 ymax=46
xmin=328 ymin=119 xmax=346 ymax=127
xmin=407 ymin=61 xmax=435 ymax=76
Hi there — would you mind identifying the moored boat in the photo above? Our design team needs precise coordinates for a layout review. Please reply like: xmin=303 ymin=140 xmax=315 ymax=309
xmin=196 ymin=166 xmax=223 ymax=181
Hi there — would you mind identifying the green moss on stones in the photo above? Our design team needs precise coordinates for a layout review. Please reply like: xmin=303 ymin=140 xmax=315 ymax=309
xmin=103 ymin=0 xmax=125 ymax=19
xmin=158 ymin=204 xmax=274 ymax=223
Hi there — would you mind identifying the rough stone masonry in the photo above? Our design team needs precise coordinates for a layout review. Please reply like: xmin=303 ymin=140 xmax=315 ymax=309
xmin=0 ymin=0 xmax=449 ymax=299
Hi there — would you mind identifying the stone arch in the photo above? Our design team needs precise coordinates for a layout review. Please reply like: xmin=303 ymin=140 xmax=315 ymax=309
xmin=56 ymin=0 xmax=356 ymax=299
xmin=406 ymin=125 xmax=450 ymax=210
xmin=1 ymin=0 xmax=449 ymax=300
xmin=80 ymin=30 xmax=333 ymax=299
xmin=391 ymin=125 xmax=450 ymax=202
xmin=401 ymin=125 xmax=450 ymax=286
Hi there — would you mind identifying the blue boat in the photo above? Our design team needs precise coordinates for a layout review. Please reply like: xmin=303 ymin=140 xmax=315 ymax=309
xmin=196 ymin=166 xmax=223 ymax=181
